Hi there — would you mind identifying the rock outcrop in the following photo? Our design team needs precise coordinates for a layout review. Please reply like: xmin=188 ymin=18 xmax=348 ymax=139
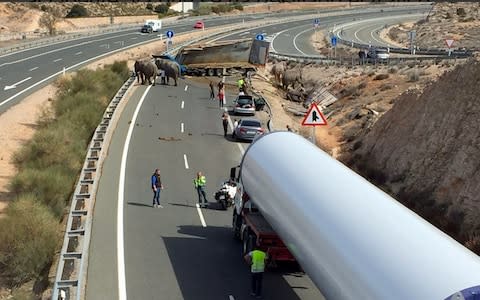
xmin=347 ymin=60 xmax=480 ymax=251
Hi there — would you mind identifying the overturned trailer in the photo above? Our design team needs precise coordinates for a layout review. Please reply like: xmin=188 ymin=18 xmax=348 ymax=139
xmin=175 ymin=38 xmax=270 ymax=77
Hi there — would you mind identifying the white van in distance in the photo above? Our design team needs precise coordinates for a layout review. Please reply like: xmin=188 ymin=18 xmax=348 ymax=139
xmin=144 ymin=20 xmax=162 ymax=32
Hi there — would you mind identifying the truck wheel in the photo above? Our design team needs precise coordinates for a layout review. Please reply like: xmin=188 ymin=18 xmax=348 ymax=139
xmin=207 ymin=69 xmax=215 ymax=77
xmin=215 ymin=68 xmax=223 ymax=77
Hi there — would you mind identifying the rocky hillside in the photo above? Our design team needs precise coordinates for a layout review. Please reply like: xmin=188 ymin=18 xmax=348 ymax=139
xmin=345 ymin=60 xmax=480 ymax=253
xmin=388 ymin=2 xmax=480 ymax=49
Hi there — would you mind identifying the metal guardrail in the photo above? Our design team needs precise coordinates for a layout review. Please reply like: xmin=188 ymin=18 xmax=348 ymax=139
xmin=52 ymin=76 xmax=135 ymax=300
xmin=270 ymin=51 xmax=466 ymax=66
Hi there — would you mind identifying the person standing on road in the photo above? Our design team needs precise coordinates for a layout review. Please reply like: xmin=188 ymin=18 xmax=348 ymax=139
xmin=151 ymin=169 xmax=164 ymax=208
xmin=218 ymin=86 xmax=225 ymax=108
xmin=222 ymin=112 xmax=229 ymax=137
xmin=209 ymin=81 xmax=215 ymax=100
xmin=244 ymin=244 xmax=268 ymax=298
xmin=218 ymin=80 xmax=224 ymax=92
xmin=193 ymin=171 xmax=209 ymax=207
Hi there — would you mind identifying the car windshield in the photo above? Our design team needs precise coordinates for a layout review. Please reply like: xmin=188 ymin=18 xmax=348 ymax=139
xmin=241 ymin=120 xmax=261 ymax=127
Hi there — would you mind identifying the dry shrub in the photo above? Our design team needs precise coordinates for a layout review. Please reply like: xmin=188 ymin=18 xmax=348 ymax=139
xmin=407 ymin=69 xmax=420 ymax=82
xmin=465 ymin=235 xmax=480 ymax=253
xmin=388 ymin=66 xmax=398 ymax=74
xmin=0 ymin=195 xmax=60 ymax=287
xmin=357 ymin=81 xmax=367 ymax=89
xmin=374 ymin=73 xmax=389 ymax=81
xmin=380 ymin=83 xmax=393 ymax=91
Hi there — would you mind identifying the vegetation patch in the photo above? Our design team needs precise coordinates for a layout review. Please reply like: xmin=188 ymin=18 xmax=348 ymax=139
xmin=0 ymin=62 xmax=129 ymax=291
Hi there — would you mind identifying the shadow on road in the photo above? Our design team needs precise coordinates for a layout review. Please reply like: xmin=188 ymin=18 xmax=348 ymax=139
xmin=127 ymin=201 xmax=152 ymax=208
xmin=162 ymin=225 xmax=306 ymax=300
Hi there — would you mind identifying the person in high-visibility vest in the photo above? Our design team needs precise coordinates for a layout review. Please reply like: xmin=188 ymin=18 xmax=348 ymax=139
xmin=237 ymin=78 xmax=245 ymax=90
xmin=244 ymin=244 xmax=268 ymax=298
xmin=193 ymin=171 xmax=209 ymax=207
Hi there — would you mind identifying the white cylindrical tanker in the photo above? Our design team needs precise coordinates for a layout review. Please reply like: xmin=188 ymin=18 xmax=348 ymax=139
xmin=238 ymin=131 xmax=480 ymax=300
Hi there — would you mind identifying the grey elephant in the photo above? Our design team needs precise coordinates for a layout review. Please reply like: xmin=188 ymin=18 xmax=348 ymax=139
xmin=281 ymin=67 xmax=302 ymax=90
xmin=134 ymin=60 xmax=146 ymax=84
xmin=134 ymin=60 xmax=158 ymax=86
xmin=155 ymin=59 xmax=180 ymax=86
xmin=270 ymin=61 xmax=286 ymax=85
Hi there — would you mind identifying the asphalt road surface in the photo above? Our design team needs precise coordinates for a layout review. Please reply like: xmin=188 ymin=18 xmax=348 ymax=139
xmin=0 ymin=4 xmax=431 ymax=116
xmin=0 ymin=12 xmax=313 ymax=114
xmin=216 ymin=6 xmax=430 ymax=56
xmin=335 ymin=13 xmax=427 ymax=48
xmin=86 ymin=79 xmax=323 ymax=300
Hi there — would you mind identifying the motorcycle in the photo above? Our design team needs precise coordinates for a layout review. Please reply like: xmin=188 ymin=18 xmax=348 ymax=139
xmin=214 ymin=180 xmax=237 ymax=210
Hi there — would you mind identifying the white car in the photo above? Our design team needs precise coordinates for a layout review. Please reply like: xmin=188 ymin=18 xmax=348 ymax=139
xmin=232 ymin=95 xmax=255 ymax=115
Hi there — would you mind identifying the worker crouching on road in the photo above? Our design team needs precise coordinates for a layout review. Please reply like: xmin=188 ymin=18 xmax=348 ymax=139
xmin=244 ymin=244 xmax=268 ymax=298
xmin=193 ymin=171 xmax=209 ymax=207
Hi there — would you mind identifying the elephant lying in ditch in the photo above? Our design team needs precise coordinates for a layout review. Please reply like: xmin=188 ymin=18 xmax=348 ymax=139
xmin=155 ymin=59 xmax=180 ymax=86
xmin=134 ymin=60 xmax=158 ymax=86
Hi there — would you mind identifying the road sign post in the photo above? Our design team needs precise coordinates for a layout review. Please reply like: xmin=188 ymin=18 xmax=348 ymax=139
xmin=314 ymin=18 xmax=320 ymax=40
xmin=331 ymin=35 xmax=337 ymax=58
xmin=445 ymin=38 xmax=454 ymax=56
xmin=166 ymin=30 xmax=174 ymax=52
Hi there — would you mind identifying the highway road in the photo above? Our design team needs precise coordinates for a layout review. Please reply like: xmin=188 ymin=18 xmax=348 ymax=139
xmin=80 ymin=5 xmax=435 ymax=300
xmin=0 ymin=11 xmax=319 ymax=114
xmin=216 ymin=6 xmax=430 ymax=56
xmin=85 ymin=80 xmax=323 ymax=299
xmin=0 ymin=4 xmax=431 ymax=116
xmin=335 ymin=13 xmax=427 ymax=48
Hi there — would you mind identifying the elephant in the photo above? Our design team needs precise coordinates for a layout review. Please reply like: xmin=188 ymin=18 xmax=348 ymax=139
xmin=134 ymin=60 xmax=146 ymax=84
xmin=281 ymin=67 xmax=302 ymax=90
xmin=134 ymin=60 xmax=158 ymax=86
xmin=270 ymin=61 xmax=286 ymax=85
xmin=155 ymin=59 xmax=180 ymax=86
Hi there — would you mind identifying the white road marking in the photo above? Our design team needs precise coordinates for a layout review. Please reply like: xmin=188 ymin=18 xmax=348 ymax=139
xmin=293 ymin=27 xmax=313 ymax=56
xmin=4 ymin=76 xmax=32 ymax=91
xmin=224 ymin=107 xmax=245 ymax=155
xmin=0 ymin=37 xmax=163 ymax=108
xmin=195 ymin=203 xmax=207 ymax=227
xmin=118 ymin=85 xmax=152 ymax=300
xmin=131 ymin=37 xmax=138 ymax=40
xmin=239 ymin=31 xmax=250 ymax=36
xmin=29 ymin=67 xmax=38 ymax=71
xmin=53 ymin=58 xmax=62 ymax=62
xmin=229 ymin=295 xmax=235 ymax=300
xmin=181 ymin=122 xmax=184 ymax=133
xmin=181 ymin=101 xmax=184 ymax=109
xmin=183 ymin=154 xmax=189 ymax=169
xmin=75 ymin=51 xmax=82 ymax=55
xmin=0 ymin=32 xmax=135 ymax=65
xmin=114 ymin=41 xmax=123 ymax=44
xmin=184 ymin=85 xmax=188 ymax=92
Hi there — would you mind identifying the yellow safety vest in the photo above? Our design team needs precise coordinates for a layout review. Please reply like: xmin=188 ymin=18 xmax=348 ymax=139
xmin=251 ymin=250 xmax=266 ymax=273
xmin=193 ymin=176 xmax=206 ymax=187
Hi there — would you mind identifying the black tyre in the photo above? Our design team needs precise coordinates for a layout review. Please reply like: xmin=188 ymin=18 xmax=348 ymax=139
xmin=207 ymin=69 xmax=215 ymax=76
xmin=220 ymin=199 xmax=227 ymax=210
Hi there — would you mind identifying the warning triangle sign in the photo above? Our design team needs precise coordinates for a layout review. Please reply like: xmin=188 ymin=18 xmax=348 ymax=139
xmin=445 ymin=39 xmax=454 ymax=48
xmin=301 ymin=103 xmax=327 ymax=126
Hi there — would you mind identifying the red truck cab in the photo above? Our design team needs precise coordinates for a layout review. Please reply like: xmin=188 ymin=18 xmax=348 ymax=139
xmin=232 ymin=169 xmax=295 ymax=266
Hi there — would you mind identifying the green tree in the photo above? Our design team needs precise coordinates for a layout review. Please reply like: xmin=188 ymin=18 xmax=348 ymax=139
xmin=154 ymin=4 xmax=169 ymax=14
xmin=66 ymin=4 xmax=89 ymax=18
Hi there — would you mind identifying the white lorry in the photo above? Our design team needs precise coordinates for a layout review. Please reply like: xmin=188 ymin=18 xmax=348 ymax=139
xmin=144 ymin=19 xmax=162 ymax=32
